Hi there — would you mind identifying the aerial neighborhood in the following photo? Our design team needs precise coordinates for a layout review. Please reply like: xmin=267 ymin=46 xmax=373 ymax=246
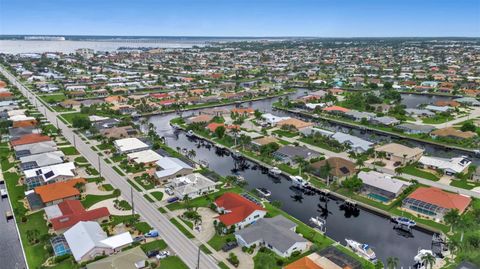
xmin=0 ymin=38 xmax=479 ymax=269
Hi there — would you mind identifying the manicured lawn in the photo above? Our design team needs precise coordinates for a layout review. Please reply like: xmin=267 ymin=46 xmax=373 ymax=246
xmin=74 ymin=156 xmax=88 ymax=163
xmin=159 ymin=207 xmax=168 ymax=213
xmin=218 ymin=262 xmax=230 ymax=269
xmin=60 ymin=112 xmax=89 ymax=124
xmin=1 ymin=156 xmax=15 ymax=171
xmin=207 ymin=233 xmax=235 ymax=251
xmin=166 ymin=187 xmax=243 ymax=211
xmin=144 ymin=194 xmax=154 ymax=202
xmin=82 ymin=192 xmax=119 ymax=208
xmin=299 ymin=137 xmax=343 ymax=153
xmin=4 ymin=172 xmax=26 ymax=213
xmin=151 ymin=191 xmax=164 ymax=201
xmin=17 ymin=211 xmax=51 ymax=269
xmin=272 ymin=129 xmax=298 ymax=138
xmin=86 ymin=177 xmax=105 ymax=183
xmin=402 ymin=165 xmax=440 ymax=181
xmin=134 ymin=176 xmax=155 ymax=190
xmin=134 ymin=222 xmax=153 ymax=234
xmin=60 ymin=146 xmax=79 ymax=155
xmin=86 ymin=167 xmax=100 ymax=176
xmin=140 ymin=240 xmax=168 ymax=253
xmin=40 ymin=93 xmax=66 ymax=103
xmin=159 ymin=256 xmax=189 ymax=269
xmin=450 ymin=179 xmax=480 ymax=190
xmin=101 ymin=184 xmax=114 ymax=191
xmin=422 ymin=115 xmax=454 ymax=124
xmin=253 ymin=251 xmax=281 ymax=269
xmin=127 ymin=179 xmax=142 ymax=191
xmin=170 ymin=218 xmax=195 ymax=239
xmin=117 ymin=200 xmax=132 ymax=210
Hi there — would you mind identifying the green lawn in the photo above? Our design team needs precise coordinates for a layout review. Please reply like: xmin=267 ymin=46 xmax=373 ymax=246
xmin=60 ymin=112 xmax=89 ymax=124
xmin=170 ymin=218 xmax=195 ymax=239
xmin=299 ymin=137 xmax=343 ymax=153
xmin=127 ymin=179 xmax=142 ymax=191
xmin=151 ymin=191 xmax=164 ymax=201
xmin=39 ymin=93 xmax=66 ymax=103
xmin=140 ymin=240 xmax=168 ymax=253
xmin=253 ymin=251 xmax=281 ymax=269
xmin=207 ymin=234 xmax=235 ymax=251
xmin=82 ymin=192 xmax=119 ymax=208
xmin=166 ymin=187 xmax=243 ymax=211
xmin=17 ymin=211 xmax=51 ymax=269
xmin=402 ymin=165 xmax=440 ymax=181
xmin=159 ymin=256 xmax=189 ymax=269
xmin=134 ymin=222 xmax=153 ymax=234
xmin=134 ymin=176 xmax=155 ymax=190
xmin=144 ymin=194 xmax=154 ymax=202
xmin=101 ymin=184 xmax=114 ymax=191
xmin=218 ymin=262 xmax=230 ymax=269
xmin=74 ymin=156 xmax=88 ymax=163
xmin=60 ymin=146 xmax=79 ymax=155
xmin=113 ymin=166 xmax=126 ymax=176
xmin=272 ymin=129 xmax=299 ymax=138
xmin=450 ymin=179 xmax=480 ymax=190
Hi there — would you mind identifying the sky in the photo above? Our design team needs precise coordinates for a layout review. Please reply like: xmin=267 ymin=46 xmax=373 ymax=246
xmin=0 ymin=0 xmax=479 ymax=37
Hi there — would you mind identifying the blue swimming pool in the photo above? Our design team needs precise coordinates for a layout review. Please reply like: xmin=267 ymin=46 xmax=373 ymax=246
xmin=368 ymin=193 xmax=390 ymax=203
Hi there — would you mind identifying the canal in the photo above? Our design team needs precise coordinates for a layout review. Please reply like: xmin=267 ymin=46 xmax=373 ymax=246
xmin=146 ymin=89 xmax=440 ymax=266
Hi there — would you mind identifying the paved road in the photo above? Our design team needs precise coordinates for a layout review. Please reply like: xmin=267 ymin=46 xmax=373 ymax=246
xmin=0 ymin=67 xmax=220 ymax=269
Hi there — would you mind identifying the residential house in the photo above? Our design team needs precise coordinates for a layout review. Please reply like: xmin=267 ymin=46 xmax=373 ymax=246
xmin=261 ymin=113 xmax=290 ymax=126
xmin=344 ymin=110 xmax=375 ymax=122
xmin=154 ymin=157 xmax=194 ymax=182
xmin=331 ymin=132 xmax=373 ymax=153
xmin=127 ymin=150 xmax=162 ymax=166
xmin=64 ymin=221 xmax=132 ymax=263
xmin=14 ymin=140 xmax=58 ymax=158
xmin=24 ymin=162 xmax=76 ymax=189
xmin=418 ymin=156 xmax=471 ymax=176
xmin=358 ymin=171 xmax=411 ymax=201
xmin=27 ymin=178 xmax=86 ymax=209
xmin=8 ymin=126 xmax=40 ymax=140
xmin=309 ymin=157 xmax=357 ymax=181
xmin=100 ymin=126 xmax=138 ymax=139
xmin=273 ymin=145 xmax=321 ymax=164
xmin=185 ymin=114 xmax=213 ymax=124
xmin=19 ymin=150 xmax=65 ymax=170
xmin=235 ymin=215 xmax=309 ymax=258
xmin=114 ymin=138 xmax=149 ymax=154
xmin=299 ymin=126 xmax=335 ymax=137
xmin=402 ymin=187 xmax=471 ymax=219
xmin=214 ymin=192 xmax=267 ymax=230
xmin=431 ymin=127 xmax=477 ymax=140
xmin=370 ymin=116 xmax=400 ymax=126
xmin=375 ymin=143 xmax=424 ymax=165
xmin=276 ymin=118 xmax=313 ymax=131
xmin=86 ymin=246 xmax=147 ymax=269
xmin=10 ymin=133 xmax=51 ymax=147
xmin=166 ymin=173 xmax=217 ymax=199
xmin=250 ymin=136 xmax=279 ymax=150
xmin=405 ymin=108 xmax=435 ymax=118
xmin=45 ymin=199 xmax=110 ymax=233
xmin=424 ymin=105 xmax=452 ymax=113
xmin=396 ymin=123 xmax=436 ymax=135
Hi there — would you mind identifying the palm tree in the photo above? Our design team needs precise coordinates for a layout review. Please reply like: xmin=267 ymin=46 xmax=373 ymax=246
xmin=183 ymin=195 xmax=192 ymax=211
xmin=294 ymin=156 xmax=309 ymax=175
xmin=355 ymin=158 xmax=365 ymax=169
xmin=386 ymin=257 xmax=399 ymax=269
xmin=421 ymin=253 xmax=436 ymax=269
xmin=444 ymin=209 xmax=460 ymax=234
xmin=188 ymin=149 xmax=196 ymax=159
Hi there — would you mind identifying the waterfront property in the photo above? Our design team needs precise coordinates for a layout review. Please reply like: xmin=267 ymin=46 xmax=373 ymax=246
xmin=331 ymin=132 xmax=373 ymax=153
xmin=166 ymin=173 xmax=217 ymax=199
xmin=27 ymin=178 xmax=86 ymax=209
xmin=154 ymin=156 xmax=194 ymax=182
xmin=113 ymin=137 xmax=149 ymax=154
xmin=214 ymin=192 xmax=267 ymax=230
xmin=418 ymin=155 xmax=471 ymax=176
xmin=357 ymin=171 xmax=411 ymax=201
xmin=309 ymin=157 xmax=357 ymax=182
xmin=86 ymin=246 xmax=148 ymax=269
xmin=402 ymin=187 xmax=472 ymax=220
xmin=273 ymin=145 xmax=321 ymax=165
xmin=23 ymin=161 xmax=76 ymax=189
xmin=235 ymin=215 xmax=309 ymax=258
xmin=374 ymin=143 xmax=424 ymax=166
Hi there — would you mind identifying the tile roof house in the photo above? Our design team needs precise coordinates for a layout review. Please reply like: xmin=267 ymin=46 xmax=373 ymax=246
xmin=276 ymin=118 xmax=314 ymax=130
xmin=375 ymin=143 xmax=424 ymax=165
xmin=322 ymin=105 xmax=350 ymax=113
xmin=310 ymin=157 xmax=357 ymax=181
xmin=10 ymin=133 xmax=51 ymax=147
xmin=285 ymin=253 xmax=341 ymax=269
xmin=45 ymin=199 xmax=110 ymax=233
xmin=32 ymin=178 xmax=86 ymax=207
xmin=431 ymin=127 xmax=477 ymax=140
xmin=402 ymin=187 xmax=472 ymax=219
xmin=86 ymin=246 xmax=147 ymax=269
xmin=64 ymin=221 xmax=133 ymax=262
xmin=235 ymin=215 xmax=309 ymax=258
xmin=214 ymin=192 xmax=267 ymax=229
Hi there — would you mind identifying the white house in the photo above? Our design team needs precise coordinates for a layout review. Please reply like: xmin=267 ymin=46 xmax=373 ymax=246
xmin=113 ymin=138 xmax=149 ymax=154
xmin=166 ymin=173 xmax=217 ymax=199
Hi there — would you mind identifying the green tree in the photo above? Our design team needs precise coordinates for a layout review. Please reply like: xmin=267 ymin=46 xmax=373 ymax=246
xmin=421 ymin=253 xmax=436 ymax=269
xmin=387 ymin=256 xmax=399 ymax=269
xmin=215 ymin=125 xmax=226 ymax=138
xmin=444 ymin=209 xmax=460 ymax=233
xmin=72 ymin=116 xmax=91 ymax=130
xmin=461 ymin=122 xmax=476 ymax=132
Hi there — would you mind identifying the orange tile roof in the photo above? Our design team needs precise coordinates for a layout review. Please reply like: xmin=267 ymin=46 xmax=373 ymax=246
xmin=323 ymin=106 xmax=350 ymax=113
xmin=35 ymin=178 xmax=86 ymax=203
xmin=408 ymin=187 xmax=471 ymax=213
xmin=276 ymin=118 xmax=313 ymax=129
xmin=0 ymin=80 xmax=7 ymax=88
xmin=206 ymin=122 xmax=225 ymax=132
xmin=231 ymin=107 xmax=254 ymax=114
xmin=0 ymin=92 xmax=13 ymax=98
xmin=50 ymin=200 xmax=110 ymax=231
xmin=284 ymin=256 xmax=324 ymax=269
xmin=10 ymin=133 xmax=50 ymax=146
xmin=214 ymin=193 xmax=265 ymax=226
xmin=12 ymin=119 xmax=38 ymax=128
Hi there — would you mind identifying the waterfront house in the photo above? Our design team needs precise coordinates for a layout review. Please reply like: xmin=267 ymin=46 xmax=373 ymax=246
xmin=154 ymin=157 xmax=194 ymax=182
xmin=86 ymin=246 xmax=147 ymax=269
xmin=27 ymin=178 xmax=86 ymax=209
xmin=454 ymin=97 xmax=480 ymax=106
xmin=424 ymin=105 xmax=452 ymax=113
xmin=166 ymin=173 xmax=217 ymax=199
xmin=45 ymin=200 xmax=110 ymax=234
xmin=299 ymin=126 xmax=335 ymax=137
xmin=284 ymin=251 xmax=362 ymax=269
xmin=100 ymin=125 xmax=138 ymax=139
xmin=418 ymin=155 xmax=471 ymax=176
xmin=402 ymin=187 xmax=471 ymax=220
xmin=396 ymin=123 xmax=436 ymax=135
xmin=370 ymin=116 xmax=400 ymax=126
xmin=113 ymin=138 xmax=149 ymax=154
xmin=322 ymin=105 xmax=350 ymax=114
xmin=261 ymin=113 xmax=290 ymax=126
xmin=214 ymin=192 xmax=267 ymax=230
xmin=309 ymin=157 xmax=357 ymax=181
xmin=276 ymin=118 xmax=313 ymax=131
xmin=185 ymin=114 xmax=213 ymax=124
xmin=431 ymin=127 xmax=477 ymax=140
xmin=375 ymin=143 xmax=424 ymax=165
xmin=250 ymin=136 xmax=279 ymax=149
xmin=14 ymin=140 xmax=58 ymax=158
xmin=24 ymin=162 xmax=76 ymax=189
xmin=331 ymin=132 xmax=373 ymax=153
xmin=235 ymin=215 xmax=309 ymax=258
xmin=64 ymin=221 xmax=133 ymax=263
xmin=344 ymin=110 xmax=375 ymax=122
xmin=273 ymin=145 xmax=321 ymax=164
xmin=405 ymin=108 xmax=435 ymax=118
xmin=127 ymin=149 xmax=162 ymax=166
xmin=358 ymin=171 xmax=411 ymax=201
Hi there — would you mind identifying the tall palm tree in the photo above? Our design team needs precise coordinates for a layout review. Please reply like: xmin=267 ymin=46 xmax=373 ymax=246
xmin=444 ymin=209 xmax=460 ymax=234
xmin=421 ymin=253 xmax=436 ymax=269
xmin=386 ymin=257 xmax=399 ymax=269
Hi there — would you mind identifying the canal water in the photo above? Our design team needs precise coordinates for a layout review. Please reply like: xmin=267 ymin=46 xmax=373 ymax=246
xmin=400 ymin=93 xmax=454 ymax=109
xmin=146 ymin=89 xmax=442 ymax=266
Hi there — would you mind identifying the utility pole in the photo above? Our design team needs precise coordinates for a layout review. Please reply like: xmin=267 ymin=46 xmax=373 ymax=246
xmin=196 ymin=246 xmax=201 ymax=269
xmin=98 ymin=155 xmax=101 ymax=176
xmin=73 ymin=134 xmax=76 ymax=147
xmin=131 ymin=186 xmax=135 ymax=216
xmin=56 ymin=118 xmax=59 ymax=129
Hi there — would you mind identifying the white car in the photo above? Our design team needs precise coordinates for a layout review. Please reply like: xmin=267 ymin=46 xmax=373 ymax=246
xmin=165 ymin=188 xmax=174 ymax=196
xmin=156 ymin=250 xmax=170 ymax=259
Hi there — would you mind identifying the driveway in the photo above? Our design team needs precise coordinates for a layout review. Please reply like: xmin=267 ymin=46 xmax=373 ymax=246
xmin=88 ymin=198 xmax=132 ymax=216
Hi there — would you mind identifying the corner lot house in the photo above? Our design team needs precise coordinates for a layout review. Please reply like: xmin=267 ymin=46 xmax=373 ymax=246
xmin=235 ymin=215 xmax=309 ymax=258
xmin=375 ymin=143 xmax=424 ymax=165
xmin=358 ymin=171 xmax=411 ymax=201
xmin=154 ymin=157 xmax=194 ymax=182
xmin=418 ymin=156 xmax=471 ymax=176
xmin=114 ymin=138 xmax=149 ymax=154
xmin=64 ymin=221 xmax=133 ymax=263
xmin=214 ymin=192 xmax=267 ymax=230
xmin=167 ymin=173 xmax=217 ymax=199
xmin=402 ymin=187 xmax=471 ymax=219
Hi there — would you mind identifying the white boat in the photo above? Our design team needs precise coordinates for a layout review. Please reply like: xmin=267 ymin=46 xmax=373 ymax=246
xmin=268 ymin=167 xmax=282 ymax=175
xmin=414 ymin=249 xmax=434 ymax=266
xmin=474 ymin=150 xmax=480 ymax=156
xmin=186 ymin=130 xmax=195 ymax=137
xmin=290 ymin=176 xmax=309 ymax=187
xmin=392 ymin=216 xmax=416 ymax=227
xmin=345 ymin=239 xmax=376 ymax=261
xmin=236 ymin=175 xmax=245 ymax=182
xmin=256 ymin=188 xmax=271 ymax=197
xmin=310 ymin=216 xmax=326 ymax=233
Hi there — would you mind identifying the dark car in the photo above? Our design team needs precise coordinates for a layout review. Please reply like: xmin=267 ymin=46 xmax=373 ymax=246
xmin=221 ymin=241 xmax=238 ymax=252
xmin=146 ymin=250 xmax=160 ymax=258
xmin=167 ymin=197 xmax=179 ymax=203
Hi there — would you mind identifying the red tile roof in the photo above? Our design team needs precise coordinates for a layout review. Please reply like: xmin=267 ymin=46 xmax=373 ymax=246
xmin=50 ymin=200 xmax=110 ymax=231
xmin=35 ymin=178 xmax=86 ymax=204
xmin=214 ymin=193 xmax=265 ymax=226
xmin=323 ymin=106 xmax=350 ymax=113
xmin=206 ymin=122 xmax=225 ymax=132
xmin=408 ymin=187 xmax=471 ymax=213
xmin=10 ymin=133 xmax=51 ymax=146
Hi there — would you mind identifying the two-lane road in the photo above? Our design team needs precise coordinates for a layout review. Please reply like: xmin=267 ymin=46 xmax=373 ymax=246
xmin=0 ymin=66 xmax=220 ymax=269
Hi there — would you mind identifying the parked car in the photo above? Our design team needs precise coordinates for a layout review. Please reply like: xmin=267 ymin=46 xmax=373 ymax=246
xmin=165 ymin=187 xmax=174 ymax=196
xmin=133 ymin=236 xmax=145 ymax=243
xmin=145 ymin=230 xmax=159 ymax=238
xmin=156 ymin=250 xmax=170 ymax=259
xmin=167 ymin=197 xmax=179 ymax=203
xmin=222 ymin=241 xmax=238 ymax=252
xmin=146 ymin=250 xmax=159 ymax=258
